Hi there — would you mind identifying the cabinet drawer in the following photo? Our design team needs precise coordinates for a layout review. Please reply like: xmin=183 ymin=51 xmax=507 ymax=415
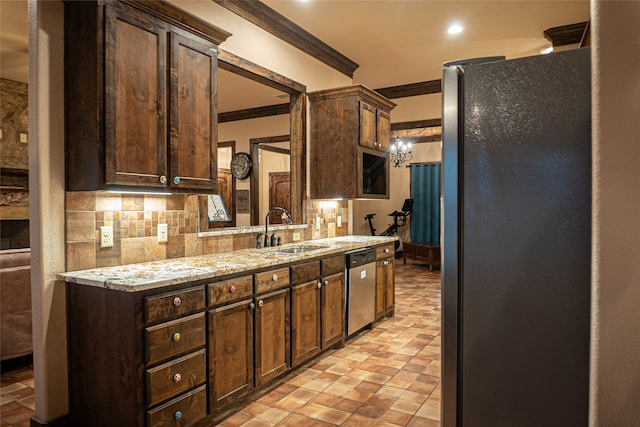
xmin=147 ymin=349 xmax=206 ymax=407
xmin=145 ymin=287 xmax=205 ymax=324
xmin=291 ymin=261 xmax=320 ymax=285
xmin=321 ymin=254 xmax=345 ymax=275
xmin=376 ymin=244 xmax=394 ymax=260
xmin=255 ymin=268 xmax=290 ymax=294
xmin=147 ymin=384 xmax=206 ymax=427
xmin=208 ymin=275 xmax=253 ymax=306
xmin=146 ymin=313 xmax=205 ymax=365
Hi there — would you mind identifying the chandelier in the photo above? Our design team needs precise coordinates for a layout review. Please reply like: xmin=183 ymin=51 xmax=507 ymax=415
xmin=389 ymin=136 xmax=412 ymax=167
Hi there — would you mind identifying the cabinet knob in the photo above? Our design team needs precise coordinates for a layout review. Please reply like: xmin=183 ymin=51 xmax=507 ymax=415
xmin=258 ymin=300 xmax=264 ymax=308
xmin=174 ymin=411 xmax=183 ymax=421
xmin=271 ymin=274 xmax=278 ymax=281
xmin=229 ymin=285 xmax=236 ymax=293
xmin=159 ymin=175 xmax=167 ymax=184
xmin=384 ymin=248 xmax=390 ymax=253
xmin=317 ymin=282 xmax=322 ymax=289
xmin=173 ymin=373 xmax=182 ymax=383
xmin=173 ymin=297 xmax=182 ymax=307
xmin=383 ymin=260 xmax=389 ymax=265
xmin=173 ymin=176 xmax=181 ymax=184
xmin=172 ymin=332 xmax=181 ymax=342
xmin=324 ymin=280 xmax=329 ymax=286
xmin=249 ymin=302 xmax=255 ymax=310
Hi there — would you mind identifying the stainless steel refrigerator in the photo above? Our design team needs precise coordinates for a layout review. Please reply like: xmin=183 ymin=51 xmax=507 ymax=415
xmin=442 ymin=48 xmax=591 ymax=426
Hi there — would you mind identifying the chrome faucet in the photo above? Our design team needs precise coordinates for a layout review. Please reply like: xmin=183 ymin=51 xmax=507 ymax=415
xmin=264 ymin=207 xmax=292 ymax=248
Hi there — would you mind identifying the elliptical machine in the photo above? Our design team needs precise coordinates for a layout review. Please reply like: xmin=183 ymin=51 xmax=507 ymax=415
xmin=365 ymin=198 xmax=413 ymax=258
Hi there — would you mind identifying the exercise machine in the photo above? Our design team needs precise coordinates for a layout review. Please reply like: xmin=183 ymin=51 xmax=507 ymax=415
xmin=365 ymin=198 xmax=413 ymax=257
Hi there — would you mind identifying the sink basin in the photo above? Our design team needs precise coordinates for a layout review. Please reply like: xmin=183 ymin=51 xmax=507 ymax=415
xmin=266 ymin=245 xmax=329 ymax=255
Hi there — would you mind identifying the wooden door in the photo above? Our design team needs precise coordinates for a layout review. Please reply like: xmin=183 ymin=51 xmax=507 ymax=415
xmin=375 ymin=260 xmax=386 ymax=321
xmin=321 ymin=272 xmax=344 ymax=349
xmin=359 ymin=101 xmax=377 ymax=149
xmin=208 ymin=299 xmax=253 ymax=413
xmin=268 ymin=172 xmax=290 ymax=224
xmin=254 ymin=289 xmax=290 ymax=387
xmin=169 ymin=31 xmax=218 ymax=191
xmin=291 ymin=280 xmax=321 ymax=367
xmin=212 ymin=168 xmax=235 ymax=227
xmin=377 ymin=109 xmax=391 ymax=151
xmin=105 ymin=4 xmax=167 ymax=187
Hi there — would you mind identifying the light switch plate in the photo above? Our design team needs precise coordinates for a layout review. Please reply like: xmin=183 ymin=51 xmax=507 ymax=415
xmin=100 ymin=226 xmax=113 ymax=248
xmin=19 ymin=133 xmax=28 ymax=143
xmin=337 ymin=215 xmax=342 ymax=227
xmin=158 ymin=224 xmax=168 ymax=243
xmin=292 ymin=232 xmax=301 ymax=241
xmin=315 ymin=217 xmax=321 ymax=230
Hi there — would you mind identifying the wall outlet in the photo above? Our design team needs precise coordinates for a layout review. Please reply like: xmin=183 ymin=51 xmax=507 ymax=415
xmin=100 ymin=226 xmax=113 ymax=248
xmin=315 ymin=216 xmax=321 ymax=230
xmin=337 ymin=215 xmax=342 ymax=228
xmin=158 ymin=224 xmax=168 ymax=243
xmin=19 ymin=133 xmax=28 ymax=143
xmin=292 ymin=232 xmax=301 ymax=241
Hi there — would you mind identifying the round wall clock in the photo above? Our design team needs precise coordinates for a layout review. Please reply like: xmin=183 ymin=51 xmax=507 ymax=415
xmin=230 ymin=152 xmax=253 ymax=179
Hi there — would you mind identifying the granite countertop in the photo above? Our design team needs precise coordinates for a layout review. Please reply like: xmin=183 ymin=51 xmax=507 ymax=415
xmin=59 ymin=236 xmax=397 ymax=292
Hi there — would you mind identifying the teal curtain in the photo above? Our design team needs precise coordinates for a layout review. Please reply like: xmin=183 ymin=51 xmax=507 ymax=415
xmin=410 ymin=163 xmax=441 ymax=243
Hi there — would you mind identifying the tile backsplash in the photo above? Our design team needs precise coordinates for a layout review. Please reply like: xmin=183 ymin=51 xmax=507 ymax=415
xmin=65 ymin=192 xmax=350 ymax=271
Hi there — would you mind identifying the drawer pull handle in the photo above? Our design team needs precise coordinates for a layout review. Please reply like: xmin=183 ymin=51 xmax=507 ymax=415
xmin=174 ymin=411 xmax=183 ymax=420
xmin=173 ymin=297 xmax=182 ymax=307
xmin=258 ymin=300 xmax=264 ymax=308
xmin=229 ymin=285 xmax=236 ymax=293
xmin=249 ymin=302 xmax=256 ymax=310
xmin=172 ymin=332 xmax=181 ymax=342
xmin=173 ymin=176 xmax=181 ymax=184
xmin=384 ymin=260 xmax=389 ymax=265
xmin=271 ymin=274 xmax=278 ymax=281
xmin=317 ymin=282 xmax=322 ymax=289
xmin=159 ymin=175 xmax=167 ymax=184
xmin=324 ymin=280 xmax=329 ymax=286
xmin=173 ymin=373 xmax=182 ymax=383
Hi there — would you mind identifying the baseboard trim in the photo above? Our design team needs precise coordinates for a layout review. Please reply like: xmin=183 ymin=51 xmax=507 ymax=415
xmin=30 ymin=414 xmax=69 ymax=427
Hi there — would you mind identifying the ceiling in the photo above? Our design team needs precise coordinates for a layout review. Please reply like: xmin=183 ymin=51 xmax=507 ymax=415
xmin=0 ymin=1 xmax=590 ymax=113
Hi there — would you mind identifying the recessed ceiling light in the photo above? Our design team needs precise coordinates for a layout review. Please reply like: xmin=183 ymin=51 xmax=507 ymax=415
xmin=448 ymin=24 xmax=464 ymax=35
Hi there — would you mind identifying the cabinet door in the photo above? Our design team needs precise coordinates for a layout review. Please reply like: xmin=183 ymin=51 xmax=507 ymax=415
xmin=291 ymin=280 xmax=321 ymax=367
xmin=377 ymin=109 xmax=391 ymax=152
xmin=321 ymin=272 xmax=344 ymax=349
xmin=383 ymin=259 xmax=395 ymax=314
xmin=255 ymin=289 xmax=290 ymax=387
xmin=375 ymin=260 xmax=386 ymax=321
xmin=169 ymin=32 xmax=218 ymax=191
xmin=105 ymin=4 xmax=167 ymax=188
xmin=359 ymin=101 xmax=378 ymax=149
xmin=208 ymin=299 xmax=253 ymax=413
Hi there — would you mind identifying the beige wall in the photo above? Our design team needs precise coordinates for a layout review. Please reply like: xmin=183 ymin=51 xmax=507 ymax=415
xmin=590 ymin=1 xmax=640 ymax=424
xmin=29 ymin=1 xmax=67 ymax=422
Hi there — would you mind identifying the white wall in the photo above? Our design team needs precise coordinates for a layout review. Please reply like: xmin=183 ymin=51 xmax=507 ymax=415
xmin=590 ymin=1 xmax=640 ymax=424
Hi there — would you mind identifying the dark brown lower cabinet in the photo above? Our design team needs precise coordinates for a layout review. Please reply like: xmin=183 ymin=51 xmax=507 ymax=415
xmin=254 ymin=288 xmax=291 ymax=387
xmin=208 ymin=299 xmax=254 ymax=414
xmin=375 ymin=257 xmax=395 ymax=320
xmin=321 ymin=272 xmax=345 ymax=349
xmin=291 ymin=280 xmax=322 ymax=367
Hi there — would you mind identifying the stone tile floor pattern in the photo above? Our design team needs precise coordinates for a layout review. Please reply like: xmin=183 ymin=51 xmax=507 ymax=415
xmin=0 ymin=260 xmax=441 ymax=426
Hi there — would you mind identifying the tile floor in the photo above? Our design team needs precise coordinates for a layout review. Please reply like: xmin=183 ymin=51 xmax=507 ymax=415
xmin=0 ymin=260 xmax=441 ymax=426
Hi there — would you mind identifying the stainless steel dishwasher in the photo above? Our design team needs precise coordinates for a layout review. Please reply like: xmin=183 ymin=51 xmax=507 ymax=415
xmin=345 ymin=247 xmax=376 ymax=337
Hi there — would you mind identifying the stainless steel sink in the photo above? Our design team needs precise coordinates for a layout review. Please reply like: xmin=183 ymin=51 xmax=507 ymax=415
xmin=267 ymin=245 xmax=329 ymax=255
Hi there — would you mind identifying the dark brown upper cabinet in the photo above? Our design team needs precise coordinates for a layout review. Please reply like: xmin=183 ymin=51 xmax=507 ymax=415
xmin=309 ymin=85 xmax=395 ymax=199
xmin=64 ymin=0 xmax=230 ymax=193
